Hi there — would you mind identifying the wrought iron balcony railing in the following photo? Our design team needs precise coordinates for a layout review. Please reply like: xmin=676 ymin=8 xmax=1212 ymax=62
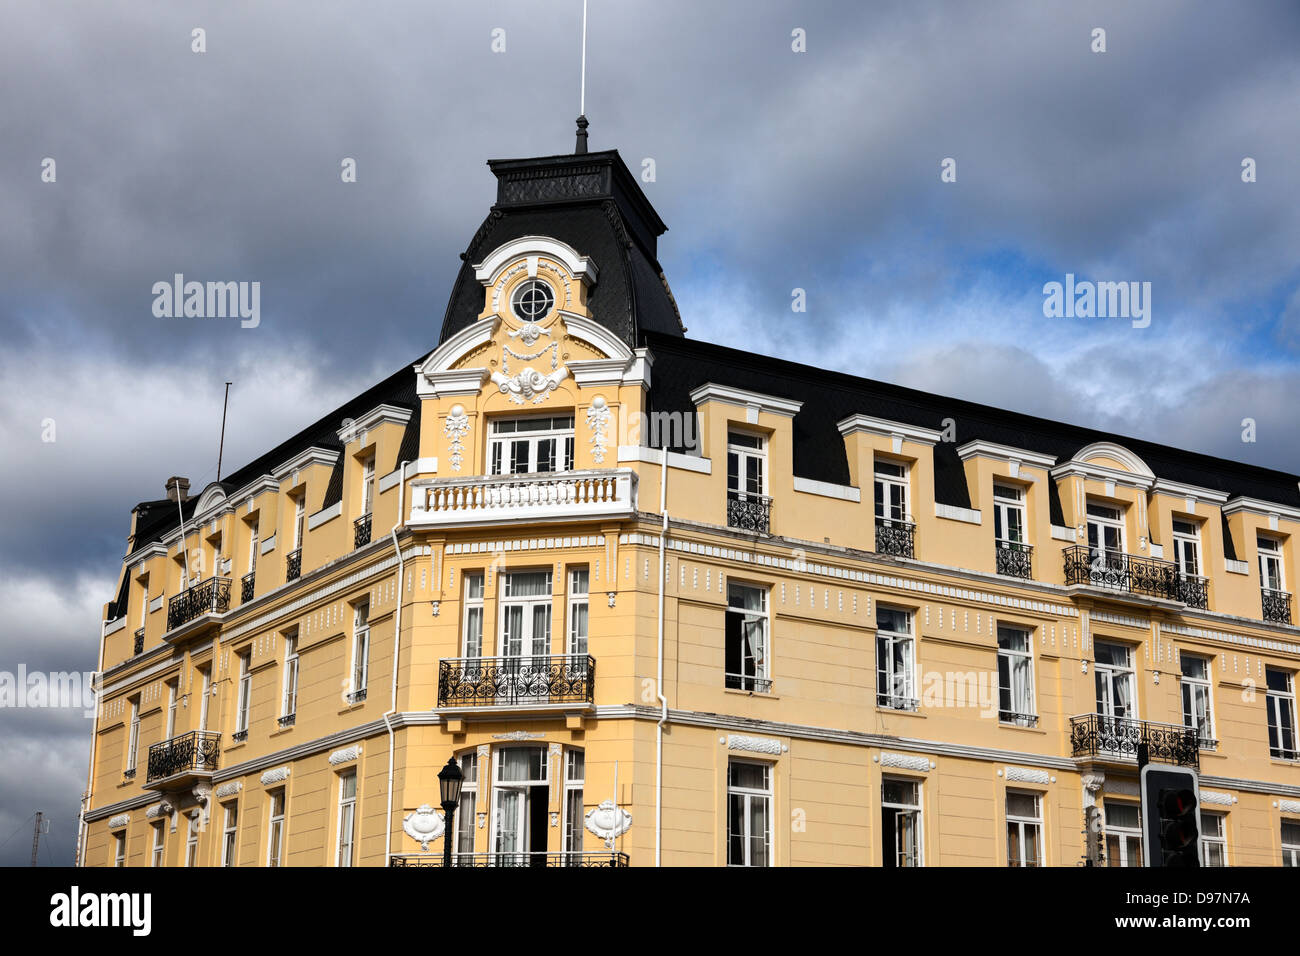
xmin=391 ymin=852 xmax=628 ymax=867
xmin=1262 ymin=588 xmax=1293 ymax=625
xmin=1062 ymin=546 xmax=1182 ymax=602
xmin=241 ymin=571 xmax=255 ymax=603
xmin=123 ymin=768 xmax=136 ymax=780
xmin=1175 ymin=574 xmax=1210 ymax=610
xmin=354 ymin=513 xmax=372 ymax=549
xmin=286 ymin=549 xmax=302 ymax=582
xmin=999 ymin=710 xmax=1039 ymax=728
xmin=232 ymin=729 xmax=248 ymax=743
xmin=410 ymin=469 xmax=636 ymax=528
xmin=278 ymin=714 xmax=295 ymax=728
xmin=437 ymin=655 xmax=595 ymax=708
xmin=346 ymin=689 xmax=367 ymax=705
xmin=166 ymin=577 xmax=231 ymax=631
xmin=995 ymin=540 xmax=1033 ymax=579
xmin=1068 ymin=713 xmax=1201 ymax=769
xmin=875 ymin=518 xmax=916 ymax=558
xmin=726 ymin=493 xmax=772 ymax=534
xmin=878 ymin=693 xmax=920 ymax=712
xmin=133 ymin=628 xmax=145 ymax=655
xmin=146 ymin=731 xmax=220 ymax=784
xmin=725 ymin=672 xmax=773 ymax=693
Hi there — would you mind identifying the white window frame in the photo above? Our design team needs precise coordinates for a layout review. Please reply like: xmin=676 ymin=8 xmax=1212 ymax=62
xmin=876 ymin=607 xmax=916 ymax=710
xmin=498 ymin=571 xmax=553 ymax=660
xmin=1094 ymin=640 xmax=1137 ymax=721
xmin=455 ymin=753 xmax=478 ymax=858
xmin=993 ymin=483 xmax=1027 ymax=546
xmin=125 ymin=697 xmax=140 ymax=775
xmin=1104 ymin=801 xmax=1143 ymax=867
xmin=1266 ymin=668 xmax=1297 ymax=760
xmin=726 ymin=430 xmax=768 ymax=500
xmin=113 ymin=832 xmax=126 ymax=867
xmin=462 ymin=573 xmax=485 ymax=658
xmin=563 ymin=749 xmax=585 ymax=856
xmin=725 ymin=582 xmax=769 ymax=692
xmin=881 ymin=776 xmax=923 ymax=868
xmin=996 ymin=625 xmax=1035 ymax=725
xmin=1086 ymin=501 xmax=1126 ymax=560
xmin=150 ymin=822 xmax=165 ymax=867
xmin=1283 ymin=820 xmax=1300 ymax=867
xmin=568 ymin=567 xmax=589 ymax=657
xmin=874 ymin=459 xmax=910 ymax=524
xmin=1006 ymin=790 xmax=1043 ymax=867
xmin=292 ymin=494 xmax=306 ymax=551
xmin=247 ymin=523 xmax=258 ymax=576
xmin=727 ymin=759 xmax=773 ymax=867
xmin=164 ymin=680 xmax=178 ymax=740
xmin=488 ymin=415 xmax=575 ymax=476
xmin=336 ymin=771 xmax=357 ymax=867
xmin=1172 ymin=519 xmax=1202 ymax=578
xmin=351 ymin=602 xmax=370 ymax=698
xmin=266 ymin=789 xmax=286 ymax=867
xmin=1180 ymin=653 xmax=1215 ymax=747
xmin=198 ymin=666 xmax=211 ymax=733
xmin=1200 ymin=811 xmax=1227 ymax=866
xmin=185 ymin=813 xmax=199 ymax=867
xmin=1259 ymin=535 xmax=1286 ymax=592
xmin=490 ymin=745 xmax=549 ymax=858
xmin=281 ymin=631 xmax=299 ymax=718
xmin=221 ymin=802 xmax=238 ymax=867
xmin=360 ymin=454 xmax=375 ymax=517
xmin=235 ymin=652 xmax=251 ymax=735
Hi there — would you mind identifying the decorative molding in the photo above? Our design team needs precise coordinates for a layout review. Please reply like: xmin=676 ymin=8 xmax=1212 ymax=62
xmin=491 ymin=343 xmax=568 ymax=405
xmin=1201 ymin=790 xmax=1233 ymax=806
xmin=880 ymin=752 xmax=932 ymax=772
xmin=271 ymin=447 xmax=341 ymax=484
xmin=585 ymin=396 xmax=611 ymax=464
xmin=1005 ymin=766 xmax=1051 ymax=785
xmin=1280 ymin=798 xmax=1300 ymax=814
xmin=727 ymin=734 xmax=783 ymax=756
xmin=337 ymin=404 xmax=413 ymax=445
xmin=936 ymin=503 xmax=982 ymax=525
xmin=108 ymin=813 xmax=131 ymax=829
xmin=1224 ymin=559 xmax=1250 ymax=575
xmin=1150 ymin=479 xmax=1230 ymax=506
xmin=473 ymin=236 xmax=598 ymax=287
xmin=328 ymin=744 xmax=362 ymax=766
xmin=1051 ymin=525 xmax=1078 ymax=542
xmin=793 ymin=476 xmax=861 ymax=502
xmin=260 ymin=766 xmax=291 ymax=786
xmin=690 ymin=382 xmax=802 ymax=419
xmin=584 ymin=800 xmax=632 ymax=846
xmin=837 ymin=414 xmax=942 ymax=448
xmin=402 ymin=804 xmax=445 ymax=851
xmin=491 ymin=730 xmax=544 ymax=741
xmin=1105 ymin=779 xmax=1140 ymax=797
xmin=443 ymin=405 xmax=471 ymax=471
xmin=214 ymin=781 xmax=242 ymax=799
xmin=145 ymin=802 xmax=170 ymax=820
xmin=1222 ymin=497 xmax=1300 ymax=524
xmin=955 ymin=440 xmax=1057 ymax=470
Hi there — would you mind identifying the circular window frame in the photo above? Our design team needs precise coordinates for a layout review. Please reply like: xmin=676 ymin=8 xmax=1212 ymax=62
xmin=509 ymin=279 xmax=556 ymax=323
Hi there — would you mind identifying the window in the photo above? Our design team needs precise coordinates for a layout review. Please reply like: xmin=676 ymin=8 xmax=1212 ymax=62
xmin=281 ymin=630 xmax=299 ymax=718
xmin=113 ymin=832 xmax=125 ymax=868
xmin=874 ymin=460 xmax=909 ymax=524
xmin=350 ymin=601 xmax=370 ymax=702
xmin=1094 ymin=641 xmax=1136 ymax=721
xmin=455 ymin=753 xmax=477 ymax=857
xmin=725 ymin=583 xmax=769 ymax=692
xmin=997 ymin=626 xmax=1035 ymax=725
xmin=727 ymin=760 xmax=772 ymax=867
xmin=266 ymin=790 xmax=286 ymax=867
xmin=221 ymin=803 xmax=238 ymax=867
xmin=292 ymin=494 xmax=305 ymax=550
xmin=568 ymin=568 xmax=589 ymax=657
xmin=185 ymin=814 xmax=199 ymax=867
xmin=235 ymin=651 xmax=251 ymax=737
xmin=1283 ymin=820 xmax=1300 ymax=867
xmin=500 ymin=571 xmax=552 ymax=660
xmin=1258 ymin=535 xmax=1286 ymax=592
xmin=1267 ymin=668 xmax=1297 ymax=760
xmin=1172 ymin=519 xmax=1201 ymax=578
xmin=1006 ymin=791 xmax=1043 ymax=867
xmin=993 ymin=484 xmax=1026 ymax=545
xmin=510 ymin=278 xmax=555 ymax=322
xmin=488 ymin=415 xmax=574 ymax=475
xmin=138 ymin=574 xmax=150 ymax=629
xmin=491 ymin=746 xmax=548 ymax=857
xmin=1180 ymin=654 xmax=1214 ymax=747
xmin=1200 ymin=812 xmax=1227 ymax=866
xmin=360 ymin=454 xmax=375 ymax=517
xmin=164 ymin=680 xmax=178 ymax=739
xmin=881 ymin=777 xmax=922 ymax=867
xmin=727 ymin=430 xmax=766 ymax=502
xmin=125 ymin=696 xmax=140 ymax=776
xmin=197 ymin=666 xmax=211 ymax=733
xmin=563 ymin=750 xmax=585 ymax=858
xmin=462 ymin=573 xmax=484 ymax=658
xmin=150 ymin=822 xmax=165 ymax=867
xmin=336 ymin=771 xmax=357 ymax=867
xmin=1086 ymin=502 xmax=1125 ymax=563
xmin=247 ymin=523 xmax=258 ymax=576
xmin=1104 ymin=802 xmax=1143 ymax=867
xmin=876 ymin=607 xmax=916 ymax=710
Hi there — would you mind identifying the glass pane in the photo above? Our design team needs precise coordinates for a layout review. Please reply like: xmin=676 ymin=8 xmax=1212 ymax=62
xmin=1105 ymin=802 xmax=1140 ymax=829
xmin=876 ymin=607 xmax=909 ymax=634
xmin=504 ymin=571 xmax=552 ymax=597
xmin=882 ymin=779 xmax=918 ymax=807
xmin=1006 ymin=792 xmax=1038 ymax=818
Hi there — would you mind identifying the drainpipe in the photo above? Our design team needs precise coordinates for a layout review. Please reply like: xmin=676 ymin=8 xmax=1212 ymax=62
xmin=382 ymin=461 xmax=411 ymax=866
xmin=76 ymin=616 xmax=109 ymax=866
xmin=655 ymin=448 xmax=669 ymax=866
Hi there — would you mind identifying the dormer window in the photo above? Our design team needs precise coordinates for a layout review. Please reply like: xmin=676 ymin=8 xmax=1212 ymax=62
xmin=993 ymin=484 xmax=1031 ymax=578
xmin=1259 ymin=536 xmax=1292 ymax=624
xmin=489 ymin=415 xmax=574 ymax=475
xmin=874 ymin=460 xmax=914 ymax=558
xmin=1086 ymin=502 xmax=1125 ymax=564
xmin=1172 ymin=520 xmax=1201 ymax=576
xmin=726 ymin=430 xmax=770 ymax=534
xmin=510 ymin=279 xmax=555 ymax=322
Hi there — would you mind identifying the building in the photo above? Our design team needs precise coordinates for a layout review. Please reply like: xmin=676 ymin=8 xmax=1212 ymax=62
xmin=78 ymin=124 xmax=1300 ymax=868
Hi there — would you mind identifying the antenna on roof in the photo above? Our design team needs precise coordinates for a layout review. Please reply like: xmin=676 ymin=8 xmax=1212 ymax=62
xmin=217 ymin=382 xmax=232 ymax=481
xmin=575 ymin=0 xmax=589 ymax=154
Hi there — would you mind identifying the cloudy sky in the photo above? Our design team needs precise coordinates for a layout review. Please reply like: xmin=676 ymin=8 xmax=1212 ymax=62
xmin=1 ymin=0 xmax=1298 ymax=864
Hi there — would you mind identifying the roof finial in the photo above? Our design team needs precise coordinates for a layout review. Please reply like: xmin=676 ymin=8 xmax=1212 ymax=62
xmin=575 ymin=115 xmax=589 ymax=154
xmin=575 ymin=0 xmax=589 ymax=154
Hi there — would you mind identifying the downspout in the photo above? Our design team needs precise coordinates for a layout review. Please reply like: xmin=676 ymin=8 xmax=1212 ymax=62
xmin=77 ymin=616 xmax=109 ymax=866
xmin=382 ymin=461 xmax=411 ymax=866
xmin=655 ymin=449 xmax=669 ymax=866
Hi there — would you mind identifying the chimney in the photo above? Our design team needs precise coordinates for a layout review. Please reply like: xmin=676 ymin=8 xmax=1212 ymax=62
xmin=165 ymin=476 xmax=191 ymax=503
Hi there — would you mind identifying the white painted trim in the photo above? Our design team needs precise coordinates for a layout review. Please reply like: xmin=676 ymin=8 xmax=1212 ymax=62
xmin=689 ymin=382 xmax=802 ymax=419
xmin=417 ymin=320 xmax=497 ymax=376
xmin=337 ymin=404 xmax=413 ymax=445
xmin=1051 ymin=525 xmax=1077 ymax=542
xmin=379 ymin=458 xmax=438 ymax=493
xmin=956 ymin=440 xmax=1056 ymax=470
xmin=473 ymin=236 xmax=598 ymax=286
xmin=307 ymin=502 xmax=341 ymax=531
xmin=418 ymin=367 xmax=489 ymax=400
xmin=557 ymin=313 xmax=635 ymax=362
xmin=1071 ymin=441 xmax=1155 ymax=478
xmin=260 ymin=533 xmax=276 ymax=555
xmin=568 ymin=357 xmax=632 ymax=387
xmin=935 ymin=503 xmax=982 ymax=524
xmin=106 ymin=617 xmax=127 ymax=635
xmin=1150 ymin=479 xmax=1230 ymax=505
xmin=793 ymin=476 xmax=861 ymax=502
xmin=271 ymin=447 xmax=341 ymax=484
xmin=1222 ymin=497 xmax=1300 ymax=523
xmin=1225 ymin=559 xmax=1250 ymax=575
xmin=836 ymin=414 xmax=942 ymax=447
xmin=149 ymin=595 xmax=163 ymax=613
xmin=1051 ymin=459 xmax=1155 ymax=492
xmin=192 ymin=482 xmax=228 ymax=515
xmin=617 ymin=445 xmax=712 ymax=474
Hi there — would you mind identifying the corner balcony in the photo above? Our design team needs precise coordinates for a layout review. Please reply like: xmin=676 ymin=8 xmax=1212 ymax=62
xmin=1068 ymin=713 xmax=1202 ymax=770
xmin=145 ymin=731 xmax=221 ymax=789
xmin=1263 ymin=588 xmax=1293 ymax=625
xmin=437 ymin=655 xmax=595 ymax=713
xmin=1061 ymin=546 xmax=1207 ymax=608
xmin=409 ymin=469 xmax=636 ymax=530
xmin=165 ymin=576 xmax=231 ymax=633
xmin=391 ymin=851 xmax=628 ymax=867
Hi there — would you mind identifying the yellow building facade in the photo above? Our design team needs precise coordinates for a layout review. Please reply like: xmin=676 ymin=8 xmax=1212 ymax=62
xmin=79 ymin=141 xmax=1300 ymax=868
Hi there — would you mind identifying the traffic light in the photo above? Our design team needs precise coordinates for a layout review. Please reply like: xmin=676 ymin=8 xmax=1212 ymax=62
xmin=1140 ymin=764 xmax=1200 ymax=867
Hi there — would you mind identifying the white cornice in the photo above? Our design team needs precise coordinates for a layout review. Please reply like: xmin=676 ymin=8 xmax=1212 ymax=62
xmin=690 ymin=383 xmax=802 ymax=419
xmin=1149 ymin=479 xmax=1231 ymax=507
xmin=473 ymin=236 xmax=598 ymax=286
xmin=837 ymin=414 xmax=942 ymax=447
xmin=337 ymin=404 xmax=413 ymax=445
xmin=557 ymin=312 xmax=634 ymax=362
xmin=1050 ymin=460 xmax=1155 ymax=492
xmin=271 ymin=447 xmax=341 ymax=485
xmin=418 ymin=367 xmax=489 ymax=400
xmin=1222 ymin=497 xmax=1300 ymax=523
xmin=956 ymin=440 xmax=1056 ymax=470
xmin=1072 ymin=441 xmax=1155 ymax=477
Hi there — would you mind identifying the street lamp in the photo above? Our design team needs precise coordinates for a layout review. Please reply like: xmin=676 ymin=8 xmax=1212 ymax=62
xmin=438 ymin=757 xmax=464 ymax=868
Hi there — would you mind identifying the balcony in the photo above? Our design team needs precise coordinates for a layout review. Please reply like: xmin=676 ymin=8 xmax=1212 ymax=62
xmin=278 ymin=714 xmax=295 ymax=728
xmin=409 ymin=469 xmax=636 ymax=529
xmin=133 ymin=628 xmax=144 ymax=655
xmin=241 ymin=572 xmax=255 ymax=603
xmin=1175 ymin=574 xmax=1210 ymax=610
xmin=166 ymin=577 xmax=231 ymax=632
xmin=145 ymin=731 xmax=220 ymax=787
xmin=875 ymin=518 xmax=916 ymax=558
xmin=1263 ymin=588 xmax=1293 ymax=625
xmin=878 ymin=693 xmax=920 ymax=712
xmin=999 ymin=711 xmax=1039 ymax=728
xmin=725 ymin=672 xmax=772 ymax=693
xmin=995 ymin=540 xmax=1033 ymax=579
xmin=1062 ymin=546 xmax=1185 ymax=603
xmin=354 ymin=513 xmax=372 ymax=548
xmin=1068 ymin=713 xmax=1201 ymax=769
xmin=286 ymin=549 xmax=302 ymax=582
xmin=437 ymin=655 xmax=595 ymax=710
xmin=391 ymin=851 xmax=628 ymax=867
xmin=727 ymin=492 xmax=772 ymax=534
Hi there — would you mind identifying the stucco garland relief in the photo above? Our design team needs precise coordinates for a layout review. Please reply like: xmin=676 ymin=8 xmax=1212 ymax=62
xmin=584 ymin=800 xmax=632 ymax=848
xmin=443 ymin=405 xmax=471 ymax=471
xmin=493 ymin=340 xmax=568 ymax=405
xmin=403 ymin=804 xmax=445 ymax=851
xmin=586 ymin=395 xmax=611 ymax=463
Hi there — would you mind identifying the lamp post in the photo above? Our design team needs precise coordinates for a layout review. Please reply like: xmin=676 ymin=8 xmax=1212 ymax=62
xmin=438 ymin=757 xmax=464 ymax=868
